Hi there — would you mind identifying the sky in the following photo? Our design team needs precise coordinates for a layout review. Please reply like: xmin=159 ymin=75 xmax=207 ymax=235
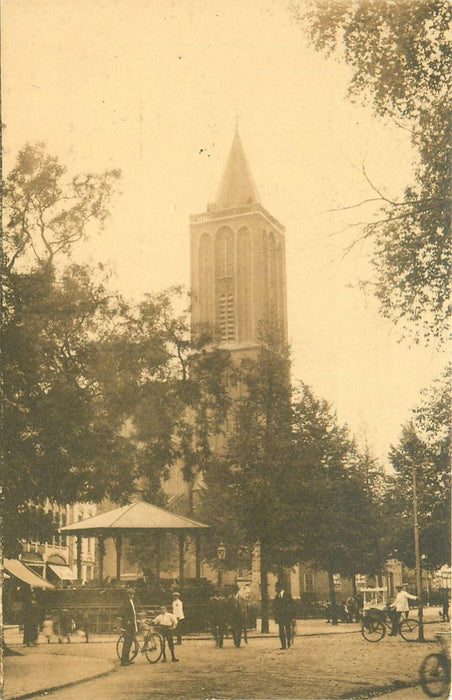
xmin=3 ymin=0 xmax=447 ymax=467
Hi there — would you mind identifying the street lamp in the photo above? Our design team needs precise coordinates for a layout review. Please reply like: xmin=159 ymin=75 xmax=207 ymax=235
xmin=217 ymin=542 xmax=226 ymax=587
xmin=410 ymin=456 xmax=425 ymax=641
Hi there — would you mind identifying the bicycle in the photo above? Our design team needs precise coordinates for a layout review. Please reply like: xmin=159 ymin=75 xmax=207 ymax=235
xmin=419 ymin=633 xmax=451 ymax=698
xmin=361 ymin=607 xmax=419 ymax=642
xmin=116 ymin=623 xmax=164 ymax=664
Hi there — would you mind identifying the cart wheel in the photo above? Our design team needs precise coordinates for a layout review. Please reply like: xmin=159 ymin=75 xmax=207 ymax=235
xmin=361 ymin=619 xmax=385 ymax=642
xmin=419 ymin=653 xmax=450 ymax=697
xmin=143 ymin=632 xmax=163 ymax=664
xmin=116 ymin=634 xmax=139 ymax=662
xmin=399 ymin=617 xmax=419 ymax=641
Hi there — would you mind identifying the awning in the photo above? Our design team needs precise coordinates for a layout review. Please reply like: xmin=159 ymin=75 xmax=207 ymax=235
xmin=4 ymin=559 xmax=54 ymax=589
xmin=48 ymin=564 xmax=77 ymax=581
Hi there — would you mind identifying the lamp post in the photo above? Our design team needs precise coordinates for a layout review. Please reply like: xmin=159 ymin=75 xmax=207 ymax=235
xmin=217 ymin=542 xmax=226 ymax=587
xmin=411 ymin=457 xmax=425 ymax=641
xmin=426 ymin=570 xmax=432 ymax=607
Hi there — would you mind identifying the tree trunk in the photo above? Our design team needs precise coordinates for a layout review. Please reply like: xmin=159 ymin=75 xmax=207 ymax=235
xmin=351 ymin=572 xmax=357 ymax=596
xmin=328 ymin=570 xmax=338 ymax=625
xmin=260 ymin=542 xmax=269 ymax=633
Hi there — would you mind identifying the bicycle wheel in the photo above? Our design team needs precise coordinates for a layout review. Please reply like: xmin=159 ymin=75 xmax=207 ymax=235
xmin=116 ymin=634 xmax=139 ymax=662
xmin=143 ymin=632 xmax=163 ymax=664
xmin=400 ymin=617 xmax=419 ymax=641
xmin=419 ymin=653 xmax=450 ymax=698
xmin=361 ymin=619 xmax=385 ymax=642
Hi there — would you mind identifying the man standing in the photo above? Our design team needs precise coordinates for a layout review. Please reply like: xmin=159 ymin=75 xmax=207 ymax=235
xmin=172 ymin=592 xmax=185 ymax=644
xmin=23 ymin=590 xmax=41 ymax=647
xmin=389 ymin=584 xmax=417 ymax=636
xmin=228 ymin=584 xmax=247 ymax=648
xmin=273 ymin=582 xmax=295 ymax=649
xmin=153 ymin=605 xmax=179 ymax=662
xmin=208 ymin=594 xmax=228 ymax=648
xmin=120 ymin=588 xmax=138 ymax=666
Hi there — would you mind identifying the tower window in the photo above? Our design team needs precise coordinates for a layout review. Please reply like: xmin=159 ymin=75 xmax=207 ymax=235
xmin=216 ymin=228 xmax=234 ymax=278
xmin=219 ymin=292 xmax=235 ymax=342
xmin=215 ymin=228 xmax=235 ymax=342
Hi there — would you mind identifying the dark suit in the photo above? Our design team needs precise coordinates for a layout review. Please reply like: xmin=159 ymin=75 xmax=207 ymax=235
xmin=228 ymin=594 xmax=247 ymax=648
xmin=23 ymin=597 xmax=41 ymax=646
xmin=273 ymin=590 xmax=295 ymax=649
xmin=120 ymin=597 xmax=138 ymax=664
xmin=208 ymin=596 xmax=228 ymax=647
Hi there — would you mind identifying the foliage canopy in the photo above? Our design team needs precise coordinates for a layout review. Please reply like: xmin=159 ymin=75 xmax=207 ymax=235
xmin=2 ymin=144 xmax=231 ymax=556
xmin=291 ymin=0 xmax=451 ymax=343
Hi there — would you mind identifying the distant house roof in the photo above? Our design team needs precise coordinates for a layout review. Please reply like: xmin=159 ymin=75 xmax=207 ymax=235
xmin=59 ymin=501 xmax=210 ymax=535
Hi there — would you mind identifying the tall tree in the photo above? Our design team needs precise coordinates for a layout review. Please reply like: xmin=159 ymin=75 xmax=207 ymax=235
xmin=290 ymin=384 xmax=383 ymax=617
xmin=291 ymin=0 xmax=451 ymax=343
xmin=386 ymin=366 xmax=451 ymax=570
xmin=2 ymin=144 xmax=129 ymax=555
xmin=200 ymin=325 xmax=382 ymax=628
xmin=200 ymin=322 xmax=295 ymax=632
xmin=116 ymin=287 xmax=233 ymax=505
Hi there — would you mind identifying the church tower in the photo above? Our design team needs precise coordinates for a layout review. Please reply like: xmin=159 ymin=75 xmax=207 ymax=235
xmin=190 ymin=129 xmax=287 ymax=356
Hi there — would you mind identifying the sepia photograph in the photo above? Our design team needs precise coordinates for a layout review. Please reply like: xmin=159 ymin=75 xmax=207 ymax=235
xmin=2 ymin=1 xmax=450 ymax=698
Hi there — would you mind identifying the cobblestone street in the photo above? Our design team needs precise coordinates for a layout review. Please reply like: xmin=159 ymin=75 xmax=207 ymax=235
xmin=5 ymin=618 xmax=449 ymax=700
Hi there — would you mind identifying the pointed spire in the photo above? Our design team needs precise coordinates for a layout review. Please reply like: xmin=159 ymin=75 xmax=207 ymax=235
xmin=214 ymin=130 xmax=261 ymax=209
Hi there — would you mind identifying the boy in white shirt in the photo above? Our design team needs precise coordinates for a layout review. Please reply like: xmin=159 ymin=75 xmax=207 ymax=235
xmin=153 ymin=605 xmax=179 ymax=662
xmin=172 ymin=592 xmax=185 ymax=645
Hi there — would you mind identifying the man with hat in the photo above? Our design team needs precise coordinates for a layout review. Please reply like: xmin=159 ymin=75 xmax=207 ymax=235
xmin=172 ymin=591 xmax=185 ymax=645
xmin=228 ymin=584 xmax=247 ymax=648
xmin=389 ymin=584 xmax=417 ymax=636
xmin=119 ymin=588 xmax=138 ymax=666
xmin=274 ymin=581 xmax=296 ymax=649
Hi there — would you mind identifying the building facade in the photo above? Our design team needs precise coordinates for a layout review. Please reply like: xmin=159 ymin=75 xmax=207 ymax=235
xmin=20 ymin=501 xmax=97 ymax=586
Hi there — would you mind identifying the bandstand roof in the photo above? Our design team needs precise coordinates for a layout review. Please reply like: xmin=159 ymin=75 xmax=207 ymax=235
xmin=59 ymin=501 xmax=210 ymax=536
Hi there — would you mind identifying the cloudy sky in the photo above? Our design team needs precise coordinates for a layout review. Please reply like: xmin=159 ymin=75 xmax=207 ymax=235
xmin=3 ymin=0 xmax=446 ymax=466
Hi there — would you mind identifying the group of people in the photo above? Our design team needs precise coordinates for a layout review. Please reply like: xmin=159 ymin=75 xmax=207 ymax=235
xmin=22 ymin=592 xmax=90 ymax=646
xmin=208 ymin=582 xmax=296 ymax=651
xmin=23 ymin=579 xmax=443 ymax=661
xmin=207 ymin=584 xmax=249 ymax=649
xmin=119 ymin=587 xmax=185 ymax=666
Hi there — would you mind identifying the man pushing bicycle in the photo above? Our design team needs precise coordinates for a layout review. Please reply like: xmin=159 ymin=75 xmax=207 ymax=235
xmin=388 ymin=584 xmax=418 ymax=636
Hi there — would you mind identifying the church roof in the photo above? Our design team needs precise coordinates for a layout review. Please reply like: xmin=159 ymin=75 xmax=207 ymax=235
xmin=214 ymin=129 xmax=261 ymax=209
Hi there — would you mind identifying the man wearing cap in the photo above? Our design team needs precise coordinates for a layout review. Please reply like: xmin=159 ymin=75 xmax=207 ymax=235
xmin=120 ymin=588 xmax=138 ymax=666
xmin=389 ymin=584 xmax=417 ymax=636
xmin=172 ymin=592 xmax=185 ymax=644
